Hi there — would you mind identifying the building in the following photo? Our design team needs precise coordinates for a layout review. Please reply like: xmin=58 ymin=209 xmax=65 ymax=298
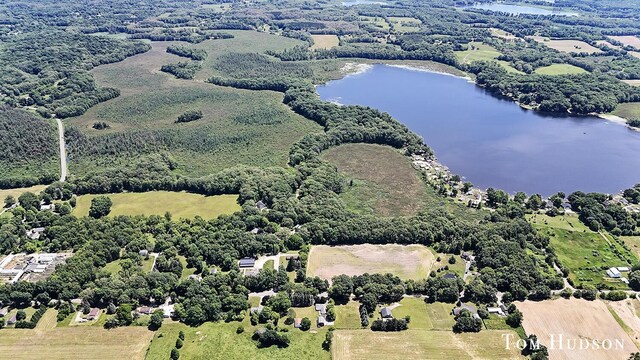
xmin=317 ymin=315 xmax=326 ymax=327
xmin=453 ymin=303 xmax=477 ymax=317
xmin=315 ymin=303 xmax=327 ymax=315
xmin=294 ymin=318 xmax=302 ymax=328
xmin=26 ymin=227 xmax=45 ymax=240
xmin=380 ymin=307 xmax=392 ymax=319
xmin=87 ymin=308 xmax=100 ymax=320
xmin=0 ymin=308 xmax=7 ymax=317
xmin=617 ymin=267 xmax=630 ymax=273
xmin=607 ymin=267 xmax=621 ymax=278
xmin=256 ymin=200 xmax=268 ymax=211
xmin=442 ymin=273 xmax=456 ymax=280
xmin=38 ymin=254 xmax=57 ymax=264
xmin=487 ymin=307 xmax=505 ymax=316
xmin=137 ymin=306 xmax=153 ymax=315
xmin=250 ymin=306 xmax=264 ymax=314
xmin=239 ymin=258 xmax=256 ymax=268
xmin=139 ymin=249 xmax=149 ymax=257
xmin=7 ymin=315 xmax=16 ymax=325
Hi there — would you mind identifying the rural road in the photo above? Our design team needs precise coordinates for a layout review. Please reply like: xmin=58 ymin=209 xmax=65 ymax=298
xmin=55 ymin=117 xmax=67 ymax=182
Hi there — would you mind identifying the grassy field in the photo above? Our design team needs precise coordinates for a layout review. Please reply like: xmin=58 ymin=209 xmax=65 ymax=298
xmin=0 ymin=318 xmax=154 ymax=360
xmin=454 ymin=42 xmax=520 ymax=73
xmin=311 ymin=35 xmax=340 ymax=50
xmin=334 ymin=301 xmax=362 ymax=329
xmin=307 ymin=244 xmax=436 ymax=281
xmin=621 ymin=235 xmax=640 ymax=257
xmin=623 ymin=80 xmax=640 ymax=86
xmin=103 ymin=256 xmax=155 ymax=275
xmin=527 ymin=213 xmax=636 ymax=289
xmin=519 ymin=298 xmax=638 ymax=360
xmin=534 ymin=63 xmax=587 ymax=75
xmin=530 ymin=36 xmax=602 ymax=54
xmin=390 ymin=297 xmax=432 ymax=329
xmin=611 ymin=102 xmax=640 ymax=120
xmin=358 ymin=16 xmax=390 ymax=31
xmin=68 ymin=31 xmax=320 ymax=176
xmin=388 ymin=16 xmax=422 ymax=33
xmin=321 ymin=143 xmax=429 ymax=217
xmin=72 ymin=192 xmax=240 ymax=219
xmin=610 ymin=35 xmax=640 ymax=50
xmin=146 ymin=321 xmax=330 ymax=360
xmin=0 ymin=185 xmax=47 ymax=202
xmin=490 ymin=28 xmax=517 ymax=41
xmin=332 ymin=329 xmax=525 ymax=360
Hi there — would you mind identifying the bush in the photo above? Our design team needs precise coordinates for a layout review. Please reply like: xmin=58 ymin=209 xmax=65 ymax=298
xmin=236 ymin=325 xmax=245 ymax=334
xmin=300 ymin=317 xmax=311 ymax=331
xmin=176 ymin=110 xmax=203 ymax=123
xmin=370 ymin=318 xmax=408 ymax=332
xmin=175 ymin=338 xmax=183 ymax=349
xmin=170 ymin=348 xmax=180 ymax=360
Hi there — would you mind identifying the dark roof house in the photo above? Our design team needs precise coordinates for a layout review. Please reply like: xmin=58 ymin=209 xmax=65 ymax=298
xmin=380 ymin=307 xmax=392 ymax=318
xmin=239 ymin=258 xmax=256 ymax=268
xmin=87 ymin=308 xmax=100 ymax=320
xmin=442 ymin=273 xmax=456 ymax=279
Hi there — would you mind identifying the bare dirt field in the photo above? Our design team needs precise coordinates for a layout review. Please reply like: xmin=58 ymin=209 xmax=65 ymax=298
xmin=311 ymin=35 xmax=340 ymax=49
xmin=529 ymin=36 xmax=602 ymax=54
xmin=307 ymin=244 xmax=436 ymax=281
xmin=332 ymin=329 xmax=525 ymax=360
xmin=607 ymin=299 xmax=640 ymax=348
xmin=623 ymin=80 xmax=640 ymax=87
xmin=610 ymin=36 xmax=640 ymax=50
xmin=519 ymin=298 xmax=638 ymax=360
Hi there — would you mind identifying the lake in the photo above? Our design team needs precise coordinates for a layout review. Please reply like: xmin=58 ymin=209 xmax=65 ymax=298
xmin=464 ymin=3 xmax=578 ymax=16
xmin=342 ymin=0 xmax=388 ymax=6
xmin=317 ymin=65 xmax=640 ymax=195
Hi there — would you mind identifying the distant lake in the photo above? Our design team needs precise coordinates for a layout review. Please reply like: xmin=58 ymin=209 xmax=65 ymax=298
xmin=342 ymin=0 xmax=388 ymax=6
xmin=464 ymin=3 xmax=578 ymax=16
xmin=317 ymin=65 xmax=640 ymax=195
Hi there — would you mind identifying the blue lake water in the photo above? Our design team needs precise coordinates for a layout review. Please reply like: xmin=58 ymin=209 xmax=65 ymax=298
xmin=464 ymin=3 xmax=578 ymax=16
xmin=317 ymin=65 xmax=640 ymax=195
xmin=342 ymin=0 xmax=387 ymax=6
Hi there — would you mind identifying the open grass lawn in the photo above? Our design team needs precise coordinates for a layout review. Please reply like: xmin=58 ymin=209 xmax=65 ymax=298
xmin=424 ymin=302 xmax=456 ymax=330
xmin=72 ymin=192 xmax=240 ymax=219
xmin=321 ymin=143 xmax=429 ymax=217
xmin=0 ymin=185 xmax=47 ymax=202
xmin=527 ymin=213 xmax=636 ymax=289
xmin=0 ymin=323 xmax=154 ymax=360
xmin=103 ymin=256 xmax=154 ymax=275
xmin=391 ymin=297 xmax=432 ymax=330
xmin=146 ymin=321 xmax=330 ymax=360
xmin=621 ymin=235 xmax=640 ymax=257
xmin=388 ymin=16 xmax=421 ymax=33
xmin=68 ymin=32 xmax=320 ymax=176
xmin=358 ymin=16 xmax=390 ymax=31
xmin=307 ymin=244 xmax=436 ymax=281
xmin=530 ymin=36 xmax=602 ymax=54
xmin=178 ymin=255 xmax=197 ymax=280
xmin=334 ymin=301 xmax=363 ymax=329
xmin=332 ymin=329 xmax=525 ymax=360
xmin=534 ymin=63 xmax=587 ymax=75
xmin=611 ymin=102 xmax=640 ymax=120
xmin=454 ymin=42 xmax=521 ymax=73
xmin=311 ymin=35 xmax=340 ymax=50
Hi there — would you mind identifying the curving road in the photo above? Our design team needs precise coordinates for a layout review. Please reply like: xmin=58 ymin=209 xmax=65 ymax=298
xmin=55 ymin=117 xmax=67 ymax=182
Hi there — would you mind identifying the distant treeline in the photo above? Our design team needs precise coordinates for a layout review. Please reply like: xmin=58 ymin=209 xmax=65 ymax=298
xmin=166 ymin=45 xmax=208 ymax=61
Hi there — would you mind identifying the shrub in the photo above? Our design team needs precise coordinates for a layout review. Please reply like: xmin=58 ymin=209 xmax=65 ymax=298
xmin=176 ymin=110 xmax=203 ymax=123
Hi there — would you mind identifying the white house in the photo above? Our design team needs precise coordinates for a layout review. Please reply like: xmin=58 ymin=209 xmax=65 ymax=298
xmin=607 ymin=267 xmax=621 ymax=278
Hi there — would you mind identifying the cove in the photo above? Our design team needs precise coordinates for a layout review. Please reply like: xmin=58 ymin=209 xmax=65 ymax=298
xmin=317 ymin=65 xmax=640 ymax=196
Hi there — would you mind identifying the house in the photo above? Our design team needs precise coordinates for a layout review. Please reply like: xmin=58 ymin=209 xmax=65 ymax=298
xmin=7 ymin=315 xmax=16 ymax=325
xmin=453 ymin=303 xmax=477 ymax=316
xmin=38 ymin=254 xmax=56 ymax=264
xmin=250 ymin=306 xmax=264 ymax=314
xmin=380 ymin=307 xmax=393 ymax=319
xmin=26 ymin=227 xmax=45 ymax=240
xmin=617 ymin=267 xmax=630 ymax=273
xmin=239 ymin=258 xmax=256 ymax=268
xmin=0 ymin=308 xmax=7 ymax=317
xmin=442 ymin=273 xmax=456 ymax=280
xmin=317 ymin=315 xmax=326 ymax=327
xmin=314 ymin=303 xmax=327 ymax=315
xmin=621 ymin=277 xmax=630 ymax=284
xmin=461 ymin=252 xmax=472 ymax=261
xmin=187 ymin=274 xmax=202 ymax=282
xmin=294 ymin=318 xmax=302 ymax=328
xmin=256 ymin=200 xmax=268 ymax=211
xmin=137 ymin=306 xmax=153 ymax=315
xmin=87 ymin=308 xmax=100 ymax=320
xmin=607 ymin=267 xmax=621 ymax=278
xmin=40 ymin=204 xmax=53 ymax=211
xmin=210 ymin=268 xmax=218 ymax=275
xmin=139 ymin=249 xmax=149 ymax=257
xmin=487 ymin=307 xmax=505 ymax=316
xmin=250 ymin=228 xmax=260 ymax=234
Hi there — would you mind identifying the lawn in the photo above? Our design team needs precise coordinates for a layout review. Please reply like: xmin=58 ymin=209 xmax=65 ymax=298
xmin=68 ymin=32 xmax=321 ymax=177
xmin=321 ymin=143 xmax=429 ymax=217
xmin=307 ymin=244 xmax=436 ymax=281
xmin=72 ymin=192 xmax=240 ymax=219
xmin=358 ymin=16 xmax=390 ymax=31
xmin=611 ymin=102 xmax=640 ymax=120
xmin=454 ymin=42 xmax=520 ymax=73
xmin=424 ymin=302 xmax=456 ymax=330
xmin=390 ymin=297 xmax=432 ymax=330
xmin=334 ymin=301 xmax=363 ymax=329
xmin=621 ymin=235 xmax=640 ymax=257
xmin=0 ymin=324 xmax=154 ymax=360
xmin=311 ymin=35 xmax=340 ymax=50
xmin=332 ymin=329 xmax=525 ymax=360
xmin=0 ymin=185 xmax=47 ymax=202
xmin=527 ymin=213 xmax=636 ymax=288
xmin=103 ymin=256 xmax=154 ymax=275
xmin=146 ymin=321 xmax=330 ymax=360
xmin=534 ymin=63 xmax=587 ymax=75
xmin=388 ymin=17 xmax=422 ymax=33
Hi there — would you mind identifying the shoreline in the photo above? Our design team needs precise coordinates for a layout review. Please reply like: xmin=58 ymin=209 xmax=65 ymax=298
xmin=598 ymin=114 xmax=640 ymax=132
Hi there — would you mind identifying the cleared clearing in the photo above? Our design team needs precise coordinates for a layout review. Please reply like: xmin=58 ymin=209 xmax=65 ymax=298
xmin=454 ymin=42 xmax=521 ymax=73
xmin=534 ymin=64 xmax=587 ymax=75
xmin=610 ymin=36 xmax=640 ymax=50
xmin=0 ymin=185 xmax=47 ymax=201
xmin=622 ymin=80 xmax=640 ymax=87
xmin=0 ymin=325 xmax=153 ymax=360
xmin=332 ymin=329 xmax=525 ymax=360
xmin=608 ymin=299 xmax=640 ymax=348
xmin=519 ymin=298 xmax=638 ymax=360
xmin=530 ymin=36 xmax=602 ymax=54
xmin=322 ymin=143 xmax=429 ymax=216
xmin=311 ymin=34 xmax=340 ymax=49
xmin=306 ymin=244 xmax=436 ymax=281
xmin=73 ymin=192 xmax=240 ymax=219
xmin=612 ymin=102 xmax=640 ymax=120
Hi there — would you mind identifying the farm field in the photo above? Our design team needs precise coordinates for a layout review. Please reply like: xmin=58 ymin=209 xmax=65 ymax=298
xmin=0 ymin=321 xmax=154 ymax=360
xmin=390 ymin=297 xmax=432 ymax=329
xmin=454 ymin=42 xmax=520 ymax=73
xmin=72 ymin=192 xmax=240 ymax=219
xmin=623 ymin=80 xmax=640 ymax=86
xmin=321 ymin=143 xmax=429 ymax=216
xmin=534 ymin=64 xmax=587 ymax=75
xmin=332 ymin=329 xmax=525 ymax=360
xmin=0 ymin=185 xmax=47 ymax=201
xmin=306 ymin=244 xmax=436 ymax=281
xmin=607 ymin=299 xmax=640 ymax=348
xmin=388 ymin=16 xmax=422 ymax=32
xmin=311 ymin=35 xmax=340 ymax=49
xmin=527 ymin=213 xmax=635 ymax=289
xmin=146 ymin=321 xmax=329 ymax=360
xmin=611 ymin=102 xmax=640 ymax=120
xmin=609 ymin=35 xmax=640 ymax=49
xmin=490 ymin=28 xmax=517 ymax=41
xmin=358 ymin=16 xmax=390 ymax=31
xmin=530 ymin=36 xmax=602 ymax=54
xmin=620 ymin=235 xmax=640 ymax=257
xmin=334 ymin=301 xmax=362 ymax=329
xmin=68 ymin=31 xmax=320 ymax=176
xmin=519 ymin=298 xmax=638 ymax=360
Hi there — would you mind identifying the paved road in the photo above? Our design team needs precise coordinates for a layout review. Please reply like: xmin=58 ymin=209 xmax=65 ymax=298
xmin=55 ymin=118 xmax=67 ymax=182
